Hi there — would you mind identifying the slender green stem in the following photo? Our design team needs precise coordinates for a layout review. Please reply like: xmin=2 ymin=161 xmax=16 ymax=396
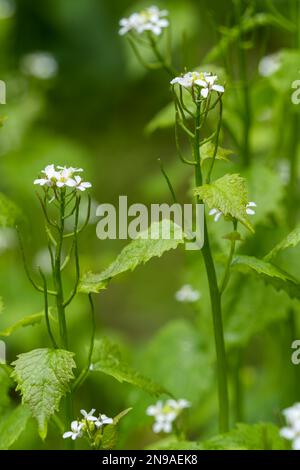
xmin=235 ymin=0 xmax=251 ymax=167
xmin=194 ymin=97 xmax=229 ymax=433
xmin=39 ymin=268 xmax=58 ymax=349
xmin=148 ymin=32 xmax=177 ymax=76
xmin=220 ymin=220 xmax=238 ymax=295
xmin=158 ymin=158 xmax=178 ymax=203
xmin=206 ymin=98 xmax=223 ymax=184
xmin=63 ymin=197 xmax=81 ymax=308
xmin=72 ymin=294 xmax=96 ymax=392
xmin=53 ymin=190 xmax=68 ymax=349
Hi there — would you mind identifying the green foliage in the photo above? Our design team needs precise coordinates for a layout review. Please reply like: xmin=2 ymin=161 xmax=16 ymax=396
xmin=101 ymin=408 xmax=132 ymax=450
xmin=147 ymin=438 xmax=202 ymax=450
xmin=0 ymin=312 xmax=44 ymax=337
xmin=265 ymin=225 xmax=300 ymax=261
xmin=0 ymin=405 xmax=31 ymax=450
xmin=200 ymin=142 xmax=233 ymax=164
xmin=0 ymin=193 xmax=20 ymax=227
xmin=194 ymin=174 xmax=253 ymax=232
xmin=202 ymin=423 xmax=287 ymax=450
xmin=232 ymin=255 xmax=300 ymax=300
xmin=79 ymin=220 xmax=184 ymax=293
xmin=11 ymin=349 xmax=76 ymax=439
xmin=92 ymin=338 xmax=166 ymax=396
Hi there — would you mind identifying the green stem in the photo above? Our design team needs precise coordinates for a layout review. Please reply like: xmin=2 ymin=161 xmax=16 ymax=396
xmin=72 ymin=294 xmax=96 ymax=392
xmin=148 ymin=33 xmax=177 ymax=77
xmin=220 ymin=220 xmax=238 ymax=295
xmin=194 ymin=99 xmax=229 ymax=433
xmin=53 ymin=190 xmax=68 ymax=349
xmin=235 ymin=0 xmax=251 ymax=167
xmin=206 ymin=98 xmax=223 ymax=184
xmin=39 ymin=268 xmax=58 ymax=349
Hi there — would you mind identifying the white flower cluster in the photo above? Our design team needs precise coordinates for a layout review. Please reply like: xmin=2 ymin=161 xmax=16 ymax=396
xmin=175 ymin=284 xmax=201 ymax=303
xmin=209 ymin=202 xmax=256 ymax=223
xmin=146 ymin=399 xmax=190 ymax=434
xmin=63 ymin=408 xmax=113 ymax=441
xmin=21 ymin=52 xmax=58 ymax=80
xmin=280 ymin=403 xmax=300 ymax=450
xmin=119 ymin=6 xmax=169 ymax=36
xmin=34 ymin=164 xmax=92 ymax=192
xmin=171 ymin=71 xmax=224 ymax=98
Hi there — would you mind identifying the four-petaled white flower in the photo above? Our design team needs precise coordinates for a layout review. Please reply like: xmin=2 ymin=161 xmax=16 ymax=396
xmin=95 ymin=414 xmax=114 ymax=428
xmin=34 ymin=164 xmax=91 ymax=191
xmin=175 ymin=284 xmax=201 ymax=303
xmin=146 ymin=398 xmax=191 ymax=434
xmin=209 ymin=202 xmax=257 ymax=223
xmin=119 ymin=6 xmax=169 ymax=36
xmin=280 ymin=403 xmax=300 ymax=450
xmin=171 ymin=71 xmax=225 ymax=98
xmin=63 ymin=420 xmax=83 ymax=441
xmin=80 ymin=408 xmax=98 ymax=422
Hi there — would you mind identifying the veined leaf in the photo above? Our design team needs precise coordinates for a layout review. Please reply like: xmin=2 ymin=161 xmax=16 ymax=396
xmin=265 ymin=225 xmax=300 ymax=261
xmin=0 ymin=312 xmax=44 ymax=337
xmin=203 ymin=423 xmax=287 ymax=450
xmin=0 ymin=405 xmax=31 ymax=450
xmin=92 ymin=338 xmax=167 ymax=397
xmin=200 ymin=142 xmax=233 ymax=164
xmin=11 ymin=348 xmax=76 ymax=439
xmin=232 ymin=255 xmax=300 ymax=300
xmin=194 ymin=174 xmax=253 ymax=232
xmin=79 ymin=220 xmax=184 ymax=294
xmin=0 ymin=193 xmax=20 ymax=227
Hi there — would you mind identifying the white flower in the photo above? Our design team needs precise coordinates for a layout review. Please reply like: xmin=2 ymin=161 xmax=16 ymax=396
xmin=175 ymin=284 xmax=201 ymax=303
xmin=258 ymin=53 xmax=281 ymax=77
xmin=171 ymin=71 xmax=224 ymax=98
xmin=280 ymin=403 xmax=300 ymax=450
xmin=209 ymin=208 xmax=223 ymax=222
xmin=80 ymin=408 xmax=98 ymax=422
xmin=209 ymin=202 xmax=257 ymax=222
xmin=246 ymin=202 xmax=257 ymax=216
xmin=72 ymin=175 xmax=92 ymax=192
xmin=119 ymin=6 xmax=169 ymax=36
xmin=34 ymin=164 xmax=92 ymax=191
xmin=63 ymin=420 xmax=83 ymax=441
xmin=21 ymin=51 xmax=58 ymax=80
xmin=171 ymin=71 xmax=201 ymax=88
xmin=146 ymin=399 xmax=190 ymax=434
xmin=95 ymin=414 xmax=114 ymax=428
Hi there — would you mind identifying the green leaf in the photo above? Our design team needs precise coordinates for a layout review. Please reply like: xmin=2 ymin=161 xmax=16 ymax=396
xmin=203 ymin=423 xmax=287 ymax=450
xmin=265 ymin=225 xmax=300 ymax=261
xmin=101 ymin=408 xmax=132 ymax=450
xmin=194 ymin=174 xmax=253 ymax=232
xmin=0 ymin=312 xmax=44 ymax=337
xmin=0 ymin=193 xmax=20 ymax=228
xmin=146 ymin=102 xmax=175 ymax=134
xmin=79 ymin=220 xmax=184 ymax=294
xmin=0 ymin=405 xmax=31 ymax=450
xmin=232 ymin=255 xmax=300 ymax=300
xmin=200 ymin=142 xmax=233 ymax=164
xmin=11 ymin=348 xmax=76 ymax=439
xmin=222 ymin=231 xmax=243 ymax=242
xmin=92 ymin=338 xmax=166 ymax=396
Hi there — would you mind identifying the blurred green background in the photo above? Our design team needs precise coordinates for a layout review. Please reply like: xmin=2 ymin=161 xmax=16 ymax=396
xmin=0 ymin=0 xmax=300 ymax=449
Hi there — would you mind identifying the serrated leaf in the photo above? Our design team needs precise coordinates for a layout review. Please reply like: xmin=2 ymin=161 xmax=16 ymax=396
xmin=194 ymin=174 xmax=253 ymax=232
xmin=200 ymin=142 xmax=233 ymax=164
xmin=203 ymin=423 xmax=287 ymax=450
xmin=0 ymin=312 xmax=44 ymax=337
xmin=11 ymin=348 xmax=76 ymax=439
xmin=0 ymin=193 xmax=20 ymax=227
xmin=79 ymin=220 xmax=184 ymax=294
xmin=0 ymin=405 xmax=31 ymax=450
xmin=92 ymin=338 xmax=166 ymax=396
xmin=265 ymin=225 xmax=300 ymax=261
xmin=232 ymin=255 xmax=300 ymax=300
xmin=101 ymin=408 xmax=132 ymax=450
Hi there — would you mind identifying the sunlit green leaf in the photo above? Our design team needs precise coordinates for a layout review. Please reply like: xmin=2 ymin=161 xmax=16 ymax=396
xmin=0 ymin=312 xmax=44 ymax=337
xmin=0 ymin=405 xmax=31 ymax=450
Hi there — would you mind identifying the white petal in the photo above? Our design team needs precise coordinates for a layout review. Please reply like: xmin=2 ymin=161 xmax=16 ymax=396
xmin=212 ymin=84 xmax=225 ymax=93
xmin=280 ymin=427 xmax=296 ymax=440
xmin=201 ymin=87 xmax=209 ymax=98
xmin=62 ymin=432 xmax=73 ymax=439
xmin=153 ymin=421 xmax=163 ymax=433
xmin=209 ymin=208 xmax=218 ymax=216
xmin=292 ymin=437 xmax=300 ymax=450
xmin=214 ymin=211 xmax=222 ymax=222
xmin=246 ymin=208 xmax=255 ymax=215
